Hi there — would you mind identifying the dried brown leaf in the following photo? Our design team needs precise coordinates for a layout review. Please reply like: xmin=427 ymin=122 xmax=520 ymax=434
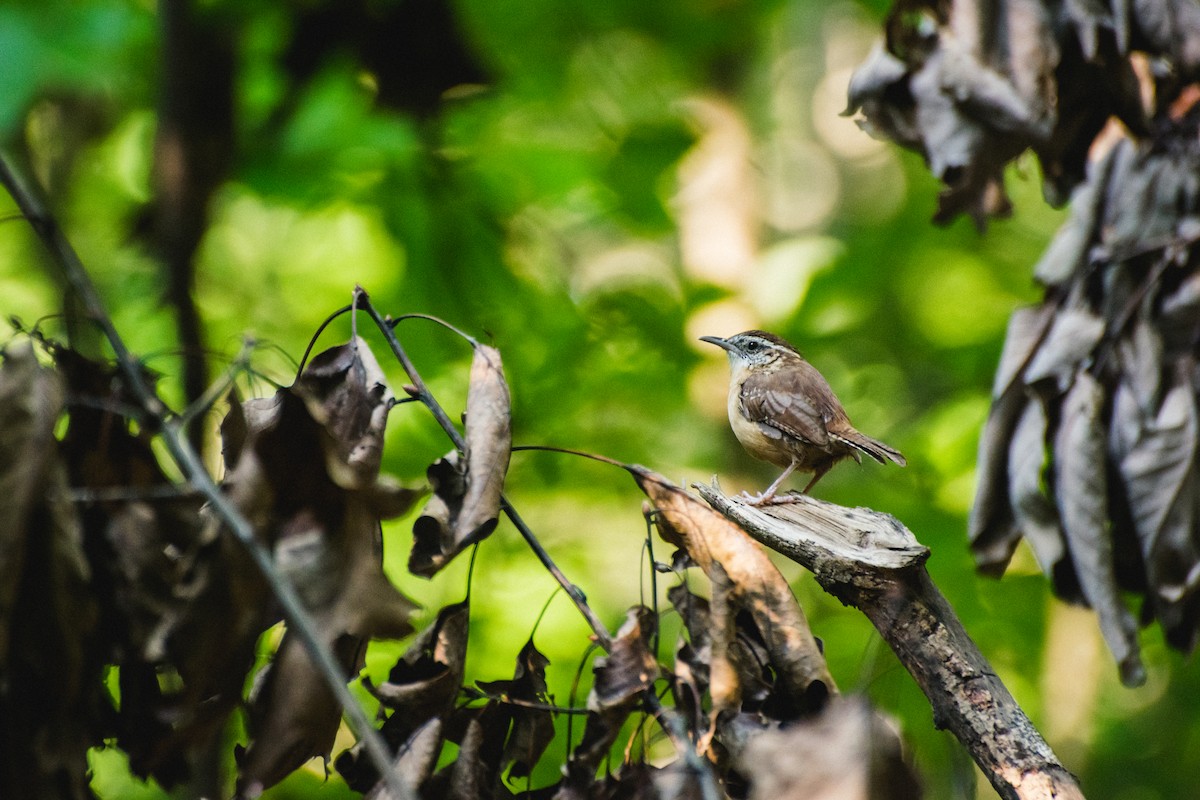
xmin=236 ymin=632 xmax=361 ymax=797
xmin=372 ymin=602 xmax=469 ymax=716
xmin=1006 ymin=399 xmax=1067 ymax=582
xmin=1117 ymin=318 xmax=1165 ymax=416
xmin=230 ymin=340 xmax=418 ymax=794
xmin=446 ymin=717 xmax=490 ymax=800
xmin=297 ymin=337 xmax=394 ymax=486
xmin=338 ymin=602 xmax=469 ymax=793
xmin=363 ymin=718 xmax=443 ymax=800
xmin=568 ymin=607 xmax=658 ymax=781
xmin=707 ymin=562 xmax=742 ymax=721
xmin=1054 ymin=371 xmax=1145 ymax=685
xmin=410 ymin=345 xmax=511 ymax=577
xmin=474 ymin=638 xmax=555 ymax=779
xmin=1117 ymin=367 xmax=1200 ymax=648
xmin=969 ymin=304 xmax=1058 ymax=573
xmin=1024 ymin=306 xmax=1106 ymax=388
xmin=992 ymin=304 xmax=1057 ymax=399
xmin=1033 ymin=148 xmax=1113 ymax=287
xmin=667 ymin=585 xmax=711 ymax=730
xmin=636 ymin=467 xmax=834 ymax=713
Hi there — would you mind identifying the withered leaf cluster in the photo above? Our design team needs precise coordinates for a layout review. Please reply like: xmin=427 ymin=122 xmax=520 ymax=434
xmin=971 ymin=106 xmax=1200 ymax=685
xmin=846 ymin=0 xmax=1200 ymax=226
xmin=0 ymin=334 xmax=425 ymax=799
xmin=230 ymin=337 xmax=423 ymax=796
xmin=854 ymin=0 xmax=1200 ymax=686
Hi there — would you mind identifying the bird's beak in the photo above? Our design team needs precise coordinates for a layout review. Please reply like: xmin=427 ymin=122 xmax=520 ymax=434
xmin=699 ymin=335 xmax=736 ymax=353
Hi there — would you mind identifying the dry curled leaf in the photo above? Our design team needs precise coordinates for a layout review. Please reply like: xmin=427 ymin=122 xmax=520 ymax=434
xmin=363 ymin=718 xmax=444 ymax=800
xmin=633 ymin=466 xmax=834 ymax=714
xmin=474 ymin=638 xmax=555 ymax=779
xmin=1117 ymin=368 xmax=1200 ymax=649
xmin=410 ymin=345 xmax=511 ymax=577
xmin=1006 ymin=399 xmax=1067 ymax=583
xmin=233 ymin=339 xmax=420 ymax=795
xmin=1055 ymin=371 xmax=1144 ymax=686
xmin=338 ymin=602 xmax=468 ymax=793
xmin=566 ymin=607 xmax=658 ymax=784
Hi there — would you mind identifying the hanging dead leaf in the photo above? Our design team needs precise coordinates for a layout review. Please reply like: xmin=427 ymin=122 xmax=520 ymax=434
xmin=297 ymin=336 xmax=395 ymax=486
xmin=969 ymin=389 xmax=1027 ymax=574
xmin=1006 ymin=400 xmax=1068 ymax=585
xmin=1117 ymin=367 xmax=1200 ymax=649
xmin=410 ymin=345 xmax=511 ymax=577
xmin=363 ymin=718 xmax=444 ymax=800
xmin=474 ymin=638 xmax=555 ymax=779
xmin=706 ymin=562 xmax=743 ymax=722
xmin=969 ymin=304 xmax=1056 ymax=573
xmin=1022 ymin=306 xmax=1106 ymax=389
xmin=1054 ymin=371 xmax=1145 ymax=686
xmin=566 ymin=607 xmax=658 ymax=783
xmin=423 ymin=701 xmax=511 ymax=800
xmin=1033 ymin=147 xmax=1117 ymax=287
xmin=338 ymin=602 xmax=469 ymax=793
xmin=230 ymin=339 xmax=420 ymax=794
xmin=236 ymin=632 xmax=362 ymax=798
xmin=667 ymin=585 xmax=711 ymax=732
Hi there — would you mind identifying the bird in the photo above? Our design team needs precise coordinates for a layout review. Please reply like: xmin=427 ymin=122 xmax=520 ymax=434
xmin=700 ymin=330 xmax=906 ymax=504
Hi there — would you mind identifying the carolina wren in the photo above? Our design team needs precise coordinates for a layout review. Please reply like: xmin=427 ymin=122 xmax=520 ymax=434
xmin=701 ymin=330 xmax=906 ymax=504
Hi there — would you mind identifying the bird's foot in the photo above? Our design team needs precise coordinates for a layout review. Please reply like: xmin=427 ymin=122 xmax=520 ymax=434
xmin=738 ymin=490 xmax=804 ymax=506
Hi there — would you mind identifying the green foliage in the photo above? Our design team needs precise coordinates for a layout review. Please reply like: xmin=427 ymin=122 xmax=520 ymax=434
xmin=0 ymin=0 xmax=1192 ymax=798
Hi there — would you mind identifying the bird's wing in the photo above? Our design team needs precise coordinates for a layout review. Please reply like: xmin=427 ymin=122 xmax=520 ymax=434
xmin=739 ymin=369 xmax=831 ymax=447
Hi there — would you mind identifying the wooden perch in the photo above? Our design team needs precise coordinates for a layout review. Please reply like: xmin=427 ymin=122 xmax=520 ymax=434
xmin=695 ymin=482 xmax=1085 ymax=800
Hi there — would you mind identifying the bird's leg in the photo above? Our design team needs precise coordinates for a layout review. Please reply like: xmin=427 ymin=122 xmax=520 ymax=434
xmin=801 ymin=462 xmax=832 ymax=494
xmin=743 ymin=460 xmax=798 ymax=506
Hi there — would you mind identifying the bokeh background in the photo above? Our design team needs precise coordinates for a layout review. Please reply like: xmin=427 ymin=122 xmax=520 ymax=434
xmin=1 ymin=0 xmax=1196 ymax=797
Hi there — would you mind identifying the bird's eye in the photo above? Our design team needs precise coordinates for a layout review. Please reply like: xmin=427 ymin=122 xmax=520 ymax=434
xmin=744 ymin=340 xmax=760 ymax=352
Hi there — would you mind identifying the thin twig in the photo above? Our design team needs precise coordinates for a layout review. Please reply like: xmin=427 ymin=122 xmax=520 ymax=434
xmin=296 ymin=303 xmax=352 ymax=378
xmin=388 ymin=312 xmax=478 ymax=346
xmin=0 ymin=153 xmax=418 ymax=800
xmin=357 ymin=288 xmax=613 ymax=650
xmin=460 ymin=687 xmax=590 ymax=715
xmin=178 ymin=335 xmax=254 ymax=427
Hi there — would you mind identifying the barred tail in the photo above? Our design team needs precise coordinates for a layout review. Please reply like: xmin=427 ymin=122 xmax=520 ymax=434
xmin=831 ymin=429 xmax=907 ymax=467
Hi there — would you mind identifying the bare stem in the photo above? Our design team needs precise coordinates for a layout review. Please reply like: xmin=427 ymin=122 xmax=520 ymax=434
xmin=0 ymin=153 xmax=417 ymax=800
